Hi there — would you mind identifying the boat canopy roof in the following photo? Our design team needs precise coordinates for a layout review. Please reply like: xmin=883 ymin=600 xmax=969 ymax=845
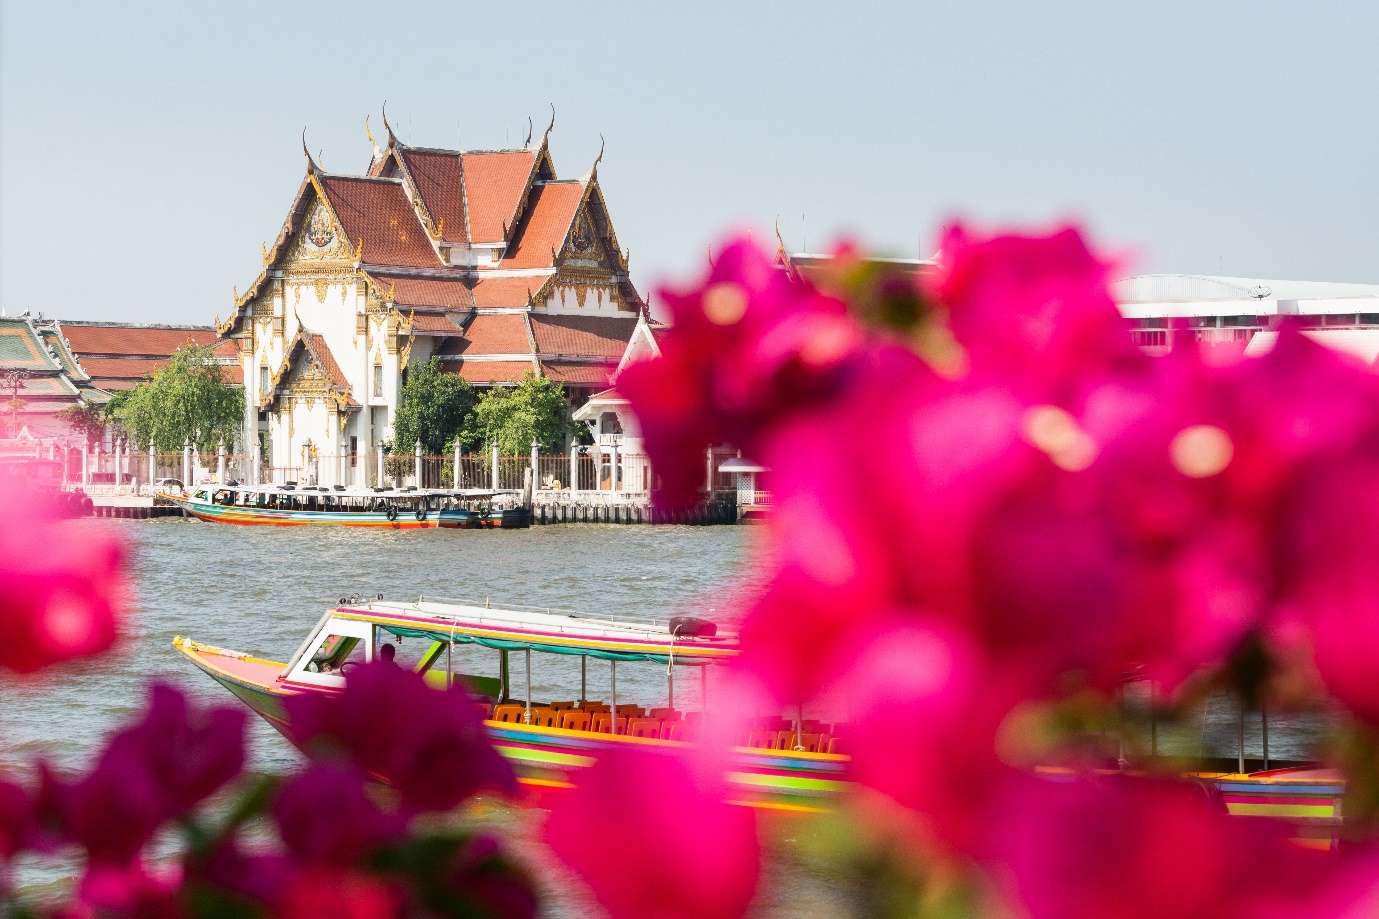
xmin=197 ymin=484 xmax=506 ymax=500
xmin=331 ymin=599 xmax=738 ymax=665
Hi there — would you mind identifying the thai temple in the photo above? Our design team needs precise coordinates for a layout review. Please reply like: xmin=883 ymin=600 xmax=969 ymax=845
xmin=0 ymin=314 xmax=110 ymax=466
xmin=216 ymin=110 xmax=644 ymax=486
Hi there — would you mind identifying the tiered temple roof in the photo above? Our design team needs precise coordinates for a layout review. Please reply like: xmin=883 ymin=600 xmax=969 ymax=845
xmin=221 ymin=110 xmax=641 ymax=390
xmin=0 ymin=315 xmax=110 ymax=440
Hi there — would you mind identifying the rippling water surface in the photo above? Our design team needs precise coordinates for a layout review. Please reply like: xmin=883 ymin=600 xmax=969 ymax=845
xmin=1 ymin=518 xmax=755 ymax=775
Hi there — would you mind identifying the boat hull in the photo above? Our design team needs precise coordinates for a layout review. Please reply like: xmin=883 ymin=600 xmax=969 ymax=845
xmin=169 ymin=496 xmax=440 ymax=528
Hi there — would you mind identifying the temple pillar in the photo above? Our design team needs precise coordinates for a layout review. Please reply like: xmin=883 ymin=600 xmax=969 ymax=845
xmin=453 ymin=440 xmax=461 ymax=488
xmin=217 ymin=441 xmax=226 ymax=483
xmin=182 ymin=440 xmax=192 ymax=486
xmin=569 ymin=444 xmax=579 ymax=492
xmin=147 ymin=444 xmax=155 ymax=486
xmin=114 ymin=439 xmax=123 ymax=488
xmin=490 ymin=443 xmax=499 ymax=490
xmin=610 ymin=444 xmax=620 ymax=493
xmin=414 ymin=440 xmax=422 ymax=487
xmin=530 ymin=440 xmax=540 ymax=491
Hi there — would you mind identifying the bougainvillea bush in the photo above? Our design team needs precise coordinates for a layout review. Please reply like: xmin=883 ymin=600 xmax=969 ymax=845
xmin=10 ymin=222 xmax=1379 ymax=917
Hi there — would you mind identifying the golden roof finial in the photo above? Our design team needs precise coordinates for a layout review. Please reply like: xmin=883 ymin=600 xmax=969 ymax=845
xmin=387 ymin=281 xmax=396 ymax=301
xmin=382 ymin=100 xmax=398 ymax=147
xmin=523 ymin=115 xmax=533 ymax=148
xmin=260 ymin=242 xmax=271 ymax=266
xmin=354 ymin=237 xmax=364 ymax=261
xmin=301 ymin=127 xmax=317 ymax=174
xmin=542 ymin=103 xmax=555 ymax=146
xmin=232 ymin=286 xmax=239 ymax=301
xmin=429 ymin=216 xmax=445 ymax=241
xmin=592 ymin=133 xmax=605 ymax=173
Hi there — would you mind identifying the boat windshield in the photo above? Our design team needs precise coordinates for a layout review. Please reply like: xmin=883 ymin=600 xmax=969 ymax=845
xmin=304 ymin=632 xmax=367 ymax=674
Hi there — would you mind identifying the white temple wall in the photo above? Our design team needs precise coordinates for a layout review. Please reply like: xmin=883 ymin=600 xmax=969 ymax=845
xmin=543 ymin=285 xmax=629 ymax=316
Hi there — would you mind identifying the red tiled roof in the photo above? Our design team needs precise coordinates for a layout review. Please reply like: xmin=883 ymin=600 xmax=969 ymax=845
xmin=408 ymin=313 xmax=467 ymax=335
xmin=398 ymin=148 xmax=469 ymax=244
xmin=59 ymin=323 xmax=219 ymax=357
xmin=501 ymin=182 xmax=583 ymax=269
xmin=317 ymin=175 xmax=439 ymax=269
xmin=76 ymin=357 xmax=161 ymax=385
xmin=470 ymin=276 xmax=541 ymax=308
xmin=462 ymin=151 xmax=536 ymax=243
xmin=439 ymin=313 xmax=532 ymax=356
xmin=303 ymin=333 xmax=352 ymax=394
xmin=379 ymin=276 xmax=476 ymax=310
xmin=539 ymin=361 xmax=614 ymax=385
xmin=454 ymin=360 xmax=536 ymax=383
xmin=529 ymin=314 xmax=638 ymax=359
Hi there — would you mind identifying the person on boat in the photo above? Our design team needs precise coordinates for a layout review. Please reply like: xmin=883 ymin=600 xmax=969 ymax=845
xmin=379 ymin=643 xmax=398 ymax=665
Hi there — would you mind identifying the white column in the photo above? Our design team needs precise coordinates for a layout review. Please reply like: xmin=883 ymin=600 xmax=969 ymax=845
xmin=569 ymin=445 xmax=579 ymax=492
xmin=182 ymin=440 xmax=192 ymax=485
xmin=530 ymin=439 xmax=540 ymax=491
xmin=413 ymin=440 xmax=423 ymax=487
xmin=452 ymin=440 xmax=461 ymax=488
xmin=377 ymin=445 xmax=385 ymax=488
xmin=216 ymin=441 xmax=226 ymax=483
xmin=147 ymin=443 xmax=155 ymax=486
xmin=81 ymin=443 xmax=90 ymax=486
xmin=113 ymin=439 xmax=123 ymax=487
xmin=705 ymin=446 xmax=714 ymax=493
xmin=610 ymin=444 xmax=620 ymax=493
xmin=490 ymin=443 xmax=499 ymax=490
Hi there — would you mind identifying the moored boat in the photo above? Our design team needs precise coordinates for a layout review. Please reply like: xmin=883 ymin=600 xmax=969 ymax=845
xmin=173 ymin=598 xmax=1346 ymax=832
xmin=161 ymin=484 xmax=532 ymax=529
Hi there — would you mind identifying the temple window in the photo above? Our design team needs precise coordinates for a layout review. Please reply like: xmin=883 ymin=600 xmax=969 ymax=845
xmin=372 ymin=363 xmax=383 ymax=397
xmin=258 ymin=365 xmax=270 ymax=396
xmin=599 ymin=411 xmax=623 ymax=435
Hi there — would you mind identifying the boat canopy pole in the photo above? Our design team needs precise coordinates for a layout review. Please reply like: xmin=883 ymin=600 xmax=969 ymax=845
xmin=667 ymin=662 xmax=674 ymax=710
xmin=611 ymin=660 xmax=618 ymax=735
xmin=524 ymin=649 xmax=533 ymax=724
xmin=794 ymin=704 xmax=804 ymax=752
xmin=498 ymin=649 xmax=509 ymax=702
xmin=580 ymin=656 xmax=587 ymax=704
xmin=1237 ymin=694 xmax=1246 ymax=774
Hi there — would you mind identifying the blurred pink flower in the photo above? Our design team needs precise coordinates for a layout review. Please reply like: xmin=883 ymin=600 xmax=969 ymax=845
xmin=286 ymin=660 xmax=514 ymax=812
xmin=618 ymin=236 xmax=864 ymax=507
xmin=273 ymin=867 xmax=402 ymax=919
xmin=0 ymin=479 xmax=126 ymax=675
xmin=544 ymin=747 xmax=759 ymax=919
xmin=989 ymin=774 xmax=1379 ymax=919
xmin=0 ymin=775 xmax=35 ymax=863
xmin=273 ymin=763 xmax=405 ymax=866
xmin=71 ymin=861 xmax=184 ymax=919
xmin=41 ymin=684 xmax=245 ymax=865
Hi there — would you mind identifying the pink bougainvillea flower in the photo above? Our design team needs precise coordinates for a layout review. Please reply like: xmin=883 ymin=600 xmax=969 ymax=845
xmin=989 ymin=774 xmax=1379 ymax=919
xmin=72 ymin=861 xmax=184 ymax=919
xmin=0 ymin=774 xmax=36 ymax=864
xmin=0 ymin=477 xmax=127 ymax=675
xmin=932 ymin=223 xmax=1144 ymax=403
xmin=272 ymin=762 xmax=404 ymax=867
xmin=286 ymin=660 xmax=514 ymax=812
xmin=618 ymin=235 xmax=865 ymax=507
xmin=544 ymin=746 xmax=760 ymax=919
xmin=437 ymin=833 xmax=539 ymax=919
xmin=41 ymin=684 xmax=245 ymax=864
xmin=829 ymin=620 xmax=1020 ymax=855
xmin=273 ymin=867 xmax=402 ymax=919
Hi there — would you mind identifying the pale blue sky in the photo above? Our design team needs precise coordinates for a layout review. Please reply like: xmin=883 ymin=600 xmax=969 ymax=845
xmin=2 ymin=1 xmax=1375 ymax=324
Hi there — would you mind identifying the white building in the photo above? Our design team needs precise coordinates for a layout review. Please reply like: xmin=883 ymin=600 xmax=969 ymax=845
xmin=217 ymin=114 xmax=644 ymax=486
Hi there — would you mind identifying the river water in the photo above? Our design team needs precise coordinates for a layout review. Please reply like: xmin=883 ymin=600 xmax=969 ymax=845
xmin=1 ymin=516 xmax=1334 ymax=914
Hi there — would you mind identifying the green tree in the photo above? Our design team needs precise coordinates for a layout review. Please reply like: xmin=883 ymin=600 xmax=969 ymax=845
xmin=392 ymin=358 xmax=476 ymax=454
xmin=465 ymin=373 xmax=575 ymax=453
xmin=58 ymin=399 xmax=117 ymax=446
xmin=115 ymin=345 xmax=242 ymax=450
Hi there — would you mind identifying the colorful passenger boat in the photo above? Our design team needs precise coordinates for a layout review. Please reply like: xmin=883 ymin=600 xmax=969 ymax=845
xmin=161 ymin=484 xmax=532 ymax=529
xmin=174 ymin=598 xmax=845 ymax=813
xmin=173 ymin=598 xmax=1345 ymax=830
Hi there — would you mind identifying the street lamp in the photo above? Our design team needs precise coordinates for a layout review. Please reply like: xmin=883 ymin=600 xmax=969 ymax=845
xmin=2 ymin=369 xmax=33 ymax=438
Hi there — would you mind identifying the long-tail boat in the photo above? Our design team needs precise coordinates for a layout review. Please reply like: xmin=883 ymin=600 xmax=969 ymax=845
xmin=160 ymin=484 xmax=531 ymax=529
xmin=172 ymin=598 xmax=1344 ymax=832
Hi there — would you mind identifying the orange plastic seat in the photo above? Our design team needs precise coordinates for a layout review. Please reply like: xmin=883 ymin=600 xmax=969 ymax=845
xmin=826 ymin=736 xmax=843 ymax=755
xmin=648 ymin=707 xmax=681 ymax=721
xmin=614 ymin=704 xmax=645 ymax=717
xmin=557 ymin=710 xmax=593 ymax=732
xmin=745 ymin=730 xmax=775 ymax=750
xmin=529 ymin=707 xmax=560 ymax=728
xmin=579 ymin=701 xmax=609 ymax=712
xmin=548 ymin=701 xmax=576 ymax=711
xmin=589 ymin=713 xmax=628 ymax=734
xmin=491 ymin=703 xmax=525 ymax=724
xmin=627 ymin=718 xmax=663 ymax=739
xmin=662 ymin=721 xmax=697 ymax=742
